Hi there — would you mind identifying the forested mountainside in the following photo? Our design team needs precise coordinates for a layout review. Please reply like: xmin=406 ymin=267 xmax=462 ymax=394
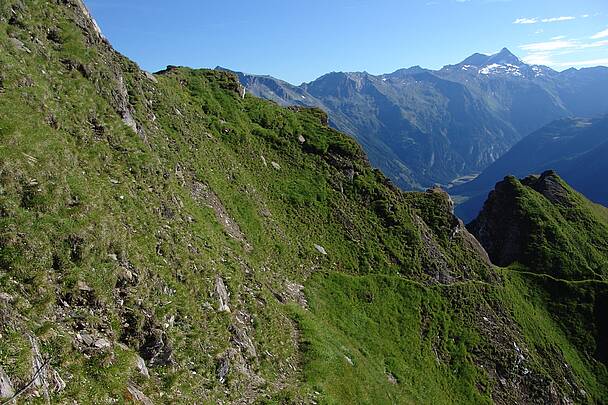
xmin=0 ymin=1 xmax=606 ymax=404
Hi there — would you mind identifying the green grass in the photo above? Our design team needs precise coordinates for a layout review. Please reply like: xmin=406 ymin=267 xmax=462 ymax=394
xmin=0 ymin=1 xmax=607 ymax=403
xmin=499 ymin=268 xmax=608 ymax=402
xmin=295 ymin=272 xmax=492 ymax=405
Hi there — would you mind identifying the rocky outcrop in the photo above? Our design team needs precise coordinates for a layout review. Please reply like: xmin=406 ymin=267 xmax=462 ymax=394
xmin=73 ymin=0 xmax=105 ymax=41
xmin=192 ymin=181 xmax=252 ymax=252
xmin=522 ymin=170 xmax=572 ymax=207
xmin=467 ymin=176 xmax=532 ymax=267
xmin=126 ymin=384 xmax=153 ymax=405
xmin=215 ymin=276 xmax=231 ymax=313
xmin=468 ymin=171 xmax=575 ymax=268
xmin=0 ymin=366 xmax=14 ymax=400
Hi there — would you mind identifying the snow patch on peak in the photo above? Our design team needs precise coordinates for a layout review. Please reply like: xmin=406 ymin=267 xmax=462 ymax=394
xmin=531 ymin=66 xmax=544 ymax=77
xmin=479 ymin=63 xmax=523 ymax=77
xmin=479 ymin=63 xmax=503 ymax=75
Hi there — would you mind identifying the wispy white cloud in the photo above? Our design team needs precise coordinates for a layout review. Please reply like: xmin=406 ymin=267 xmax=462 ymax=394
xmin=513 ymin=17 xmax=538 ymax=24
xmin=523 ymin=53 xmax=608 ymax=68
xmin=521 ymin=38 xmax=608 ymax=53
xmin=541 ymin=16 xmax=575 ymax=23
xmin=591 ymin=28 xmax=608 ymax=39
xmin=513 ymin=15 xmax=577 ymax=25
xmin=578 ymin=40 xmax=608 ymax=49
xmin=520 ymin=34 xmax=608 ymax=69
xmin=581 ymin=14 xmax=590 ymax=18
xmin=520 ymin=39 xmax=578 ymax=52
xmin=535 ymin=29 xmax=544 ymax=34
xmin=554 ymin=58 xmax=608 ymax=67
xmin=522 ymin=53 xmax=554 ymax=65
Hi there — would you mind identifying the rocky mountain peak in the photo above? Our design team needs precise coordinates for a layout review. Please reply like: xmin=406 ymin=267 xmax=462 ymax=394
xmin=488 ymin=47 xmax=522 ymax=65
xmin=522 ymin=170 xmax=572 ymax=206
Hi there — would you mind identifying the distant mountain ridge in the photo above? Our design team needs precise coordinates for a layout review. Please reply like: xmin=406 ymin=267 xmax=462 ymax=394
xmin=453 ymin=115 xmax=608 ymax=222
xmin=225 ymin=49 xmax=608 ymax=189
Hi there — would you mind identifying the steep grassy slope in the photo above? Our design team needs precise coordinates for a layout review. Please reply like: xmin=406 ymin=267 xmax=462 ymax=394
xmin=469 ymin=172 xmax=608 ymax=403
xmin=0 ymin=1 xmax=606 ymax=404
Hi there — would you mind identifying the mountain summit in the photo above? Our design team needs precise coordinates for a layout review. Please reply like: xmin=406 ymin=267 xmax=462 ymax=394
xmin=456 ymin=47 xmax=522 ymax=69
xmin=488 ymin=47 xmax=523 ymax=65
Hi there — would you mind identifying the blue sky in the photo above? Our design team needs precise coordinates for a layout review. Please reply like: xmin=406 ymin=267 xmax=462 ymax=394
xmin=85 ymin=0 xmax=608 ymax=84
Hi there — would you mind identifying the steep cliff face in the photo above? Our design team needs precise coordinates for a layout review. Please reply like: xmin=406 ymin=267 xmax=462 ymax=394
xmin=0 ymin=1 xmax=606 ymax=404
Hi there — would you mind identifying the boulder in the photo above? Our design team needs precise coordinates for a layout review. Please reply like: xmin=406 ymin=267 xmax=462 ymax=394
xmin=140 ymin=327 xmax=174 ymax=366
xmin=0 ymin=366 xmax=14 ymax=399
xmin=135 ymin=355 xmax=150 ymax=378
xmin=94 ymin=338 xmax=112 ymax=349
xmin=314 ymin=244 xmax=327 ymax=255
xmin=215 ymin=276 xmax=231 ymax=313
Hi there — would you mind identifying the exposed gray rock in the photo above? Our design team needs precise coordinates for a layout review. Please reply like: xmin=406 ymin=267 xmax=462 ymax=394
xmin=215 ymin=276 xmax=231 ymax=313
xmin=284 ymin=281 xmax=307 ymax=308
xmin=0 ymin=366 xmax=14 ymax=399
xmin=229 ymin=323 xmax=257 ymax=359
xmin=74 ymin=0 xmax=105 ymax=40
xmin=217 ymin=353 xmax=230 ymax=383
xmin=9 ymin=37 xmax=30 ymax=53
xmin=426 ymin=186 xmax=454 ymax=214
xmin=386 ymin=372 xmax=398 ymax=385
xmin=94 ymin=338 xmax=112 ymax=349
xmin=192 ymin=181 xmax=252 ymax=251
xmin=29 ymin=335 xmax=59 ymax=400
xmin=0 ymin=292 xmax=13 ymax=302
xmin=126 ymin=384 xmax=153 ymax=405
xmin=455 ymin=219 xmax=491 ymax=265
xmin=523 ymin=170 xmax=572 ymax=207
xmin=217 ymin=348 xmax=265 ymax=386
xmin=412 ymin=215 xmax=453 ymax=284
xmin=49 ymin=369 xmax=66 ymax=393
xmin=140 ymin=327 xmax=174 ymax=366
xmin=467 ymin=176 xmax=531 ymax=267
xmin=298 ymin=135 xmax=306 ymax=144
xmin=78 ymin=331 xmax=94 ymax=346
xmin=271 ymin=161 xmax=281 ymax=170
xmin=77 ymin=280 xmax=92 ymax=291
xmin=135 ymin=355 xmax=150 ymax=378
xmin=144 ymin=71 xmax=158 ymax=84
xmin=314 ymin=244 xmax=327 ymax=255
xmin=29 ymin=335 xmax=49 ymax=396
xmin=116 ymin=75 xmax=139 ymax=134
